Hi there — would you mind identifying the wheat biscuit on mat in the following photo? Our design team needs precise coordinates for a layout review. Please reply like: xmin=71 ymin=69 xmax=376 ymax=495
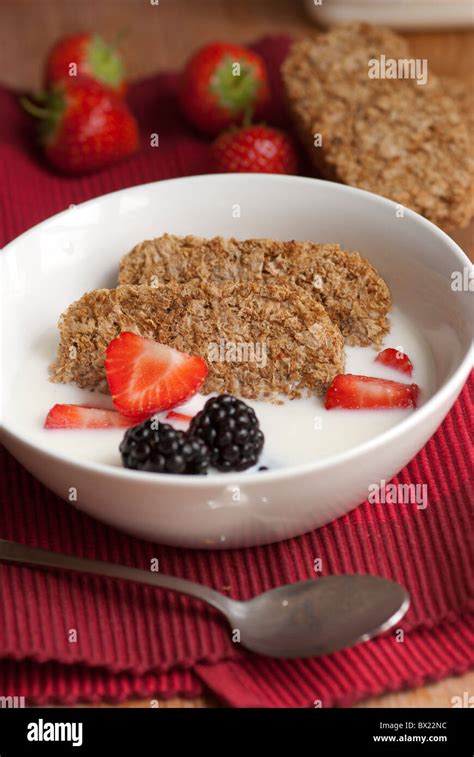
xmin=119 ymin=233 xmax=391 ymax=346
xmin=51 ymin=281 xmax=345 ymax=400
xmin=281 ymin=23 xmax=474 ymax=229
xmin=443 ymin=77 xmax=474 ymax=133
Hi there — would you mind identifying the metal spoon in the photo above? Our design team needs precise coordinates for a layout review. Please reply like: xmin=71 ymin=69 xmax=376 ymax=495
xmin=0 ymin=539 xmax=409 ymax=659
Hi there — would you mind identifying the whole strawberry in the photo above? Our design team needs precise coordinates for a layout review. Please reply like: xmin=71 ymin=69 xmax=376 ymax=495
xmin=45 ymin=32 xmax=126 ymax=96
xmin=22 ymin=79 xmax=139 ymax=174
xmin=179 ymin=42 xmax=270 ymax=135
xmin=212 ymin=125 xmax=298 ymax=174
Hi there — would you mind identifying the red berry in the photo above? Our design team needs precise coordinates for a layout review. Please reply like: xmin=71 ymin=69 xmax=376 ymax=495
xmin=166 ymin=411 xmax=194 ymax=423
xmin=325 ymin=374 xmax=419 ymax=410
xmin=375 ymin=348 xmax=414 ymax=376
xmin=212 ymin=124 xmax=298 ymax=174
xmin=23 ymin=78 xmax=139 ymax=174
xmin=179 ymin=42 xmax=270 ymax=134
xmin=45 ymin=33 xmax=126 ymax=96
xmin=105 ymin=332 xmax=208 ymax=418
xmin=44 ymin=404 xmax=137 ymax=429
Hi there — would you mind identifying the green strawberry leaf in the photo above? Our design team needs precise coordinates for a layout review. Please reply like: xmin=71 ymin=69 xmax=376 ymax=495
xmin=87 ymin=33 xmax=124 ymax=89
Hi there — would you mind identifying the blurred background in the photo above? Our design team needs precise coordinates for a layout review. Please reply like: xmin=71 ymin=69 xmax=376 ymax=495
xmin=1 ymin=0 xmax=473 ymax=89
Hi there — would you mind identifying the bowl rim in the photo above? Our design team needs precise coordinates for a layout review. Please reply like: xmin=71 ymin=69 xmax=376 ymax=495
xmin=1 ymin=173 xmax=473 ymax=487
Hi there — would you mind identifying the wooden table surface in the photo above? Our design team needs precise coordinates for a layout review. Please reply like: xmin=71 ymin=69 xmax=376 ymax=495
xmin=1 ymin=0 xmax=472 ymax=709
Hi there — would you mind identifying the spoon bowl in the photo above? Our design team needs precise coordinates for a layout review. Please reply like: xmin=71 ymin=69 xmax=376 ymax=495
xmin=230 ymin=575 xmax=409 ymax=658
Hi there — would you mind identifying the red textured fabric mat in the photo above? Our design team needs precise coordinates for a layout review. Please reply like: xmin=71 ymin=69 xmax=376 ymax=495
xmin=0 ymin=660 xmax=203 ymax=707
xmin=0 ymin=37 xmax=473 ymax=707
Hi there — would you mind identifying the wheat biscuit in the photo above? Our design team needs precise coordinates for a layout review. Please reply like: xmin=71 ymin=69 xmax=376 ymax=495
xmin=51 ymin=281 xmax=345 ymax=400
xmin=119 ymin=233 xmax=391 ymax=346
xmin=282 ymin=23 xmax=474 ymax=229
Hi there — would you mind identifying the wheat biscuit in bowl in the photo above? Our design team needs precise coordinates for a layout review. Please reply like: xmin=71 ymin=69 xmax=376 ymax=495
xmin=119 ymin=234 xmax=391 ymax=346
xmin=51 ymin=280 xmax=345 ymax=400
xmin=1 ymin=175 xmax=472 ymax=548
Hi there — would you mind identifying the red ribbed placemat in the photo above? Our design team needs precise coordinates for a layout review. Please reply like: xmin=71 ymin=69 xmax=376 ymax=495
xmin=0 ymin=37 xmax=473 ymax=707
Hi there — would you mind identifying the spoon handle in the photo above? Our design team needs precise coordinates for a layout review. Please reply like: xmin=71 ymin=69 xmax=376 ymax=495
xmin=0 ymin=539 xmax=231 ymax=616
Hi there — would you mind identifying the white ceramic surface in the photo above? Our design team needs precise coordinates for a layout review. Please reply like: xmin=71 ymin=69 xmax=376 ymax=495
xmin=1 ymin=175 xmax=472 ymax=548
xmin=304 ymin=0 xmax=474 ymax=31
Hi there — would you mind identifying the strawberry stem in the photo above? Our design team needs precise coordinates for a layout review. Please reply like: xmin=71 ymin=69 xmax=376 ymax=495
xmin=20 ymin=97 xmax=53 ymax=119
xmin=89 ymin=33 xmax=125 ymax=88
xmin=211 ymin=57 xmax=261 ymax=117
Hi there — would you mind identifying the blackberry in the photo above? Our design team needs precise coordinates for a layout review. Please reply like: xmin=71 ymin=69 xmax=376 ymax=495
xmin=188 ymin=394 xmax=264 ymax=472
xmin=120 ymin=419 xmax=210 ymax=475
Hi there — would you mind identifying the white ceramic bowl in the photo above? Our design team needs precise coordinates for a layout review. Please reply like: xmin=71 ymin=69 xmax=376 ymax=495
xmin=1 ymin=175 xmax=472 ymax=548
xmin=304 ymin=0 xmax=474 ymax=31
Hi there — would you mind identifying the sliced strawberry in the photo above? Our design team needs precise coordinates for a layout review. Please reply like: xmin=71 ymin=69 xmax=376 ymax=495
xmin=375 ymin=348 xmax=413 ymax=376
xmin=44 ymin=404 xmax=136 ymax=429
xmin=325 ymin=374 xmax=419 ymax=410
xmin=105 ymin=332 xmax=208 ymax=417
xmin=166 ymin=411 xmax=194 ymax=423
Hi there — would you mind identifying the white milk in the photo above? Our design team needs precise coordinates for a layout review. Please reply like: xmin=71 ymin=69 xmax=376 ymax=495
xmin=6 ymin=307 xmax=435 ymax=474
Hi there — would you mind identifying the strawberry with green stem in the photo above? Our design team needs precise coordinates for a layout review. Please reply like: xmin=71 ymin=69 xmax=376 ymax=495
xmin=45 ymin=32 xmax=127 ymax=96
xmin=179 ymin=42 xmax=270 ymax=134
xmin=21 ymin=78 xmax=139 ymax=174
